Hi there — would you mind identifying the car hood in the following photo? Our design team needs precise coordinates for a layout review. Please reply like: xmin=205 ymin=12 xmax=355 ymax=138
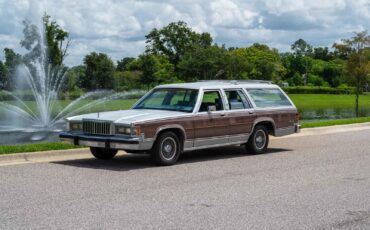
xmin=66 ymin=109 xmax=189 ymax=124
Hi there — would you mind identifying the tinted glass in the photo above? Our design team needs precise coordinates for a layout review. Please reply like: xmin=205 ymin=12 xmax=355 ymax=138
xmin=225 ymin=90 xmax=251 ymax=110
xmin=199 ymin=91 xmax=224 ymax=112
xmin=247 ymin=88 xmax=292 ymax=108
xmin=134 ymin=88 xmax=198 ymax=112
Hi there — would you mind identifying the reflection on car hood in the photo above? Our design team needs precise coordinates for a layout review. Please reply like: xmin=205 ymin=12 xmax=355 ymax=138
xmin=66 ymin=109 xmax=188 ymax=124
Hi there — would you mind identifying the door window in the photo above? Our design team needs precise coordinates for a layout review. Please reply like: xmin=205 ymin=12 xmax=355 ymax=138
xmin=199 ymin=91 xmax=224 ymax=112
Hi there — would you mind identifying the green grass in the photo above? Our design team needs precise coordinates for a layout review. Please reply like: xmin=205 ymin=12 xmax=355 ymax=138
xmin=289 ymin=94 xmax=370 ymax=110
xmin=0 ymin=142 xmax=85 ymax=155
xmin=300 ymin=116 xmax=370 ymax=128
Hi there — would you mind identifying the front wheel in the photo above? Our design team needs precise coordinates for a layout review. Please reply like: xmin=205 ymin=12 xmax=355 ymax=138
xmin=90 ymin=147 xmax=118 ymax=160
xmin=150 ymin=131 xmax=181 ymax=166
xmin=246 ymin=125 xmax=269 ymax=154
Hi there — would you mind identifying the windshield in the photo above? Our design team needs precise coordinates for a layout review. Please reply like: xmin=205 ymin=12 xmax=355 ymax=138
xmin=134 ymin=88 xmax=199 ymax=112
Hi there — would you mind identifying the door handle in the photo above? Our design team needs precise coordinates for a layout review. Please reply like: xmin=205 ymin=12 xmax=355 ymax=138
xmin=248 ymin=111 xmax=254 ymax=114
xmin=220 ymin=113 xmax=226 ymax=117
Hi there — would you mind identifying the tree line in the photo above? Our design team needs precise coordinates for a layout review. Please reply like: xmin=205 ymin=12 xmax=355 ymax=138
xmin=1 ymin=19 xmax=369 ymax=94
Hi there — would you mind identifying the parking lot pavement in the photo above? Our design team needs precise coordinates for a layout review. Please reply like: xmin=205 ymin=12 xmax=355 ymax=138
xmin=0 ymin=129 xmax=370 ymax=229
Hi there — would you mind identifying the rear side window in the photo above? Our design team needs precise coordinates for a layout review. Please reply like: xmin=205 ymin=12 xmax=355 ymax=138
xmin=246 ymin=88 xmax=292 ymax=108
xmin=224 ymin=90 xmax=251 ymax=110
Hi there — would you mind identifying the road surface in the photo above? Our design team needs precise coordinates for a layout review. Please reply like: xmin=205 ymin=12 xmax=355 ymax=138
xmin=0 ymin=129 xmax=369 ymax=229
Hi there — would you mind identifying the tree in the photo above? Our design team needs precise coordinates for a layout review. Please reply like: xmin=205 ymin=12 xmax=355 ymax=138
xmin=82 ymin=52 xmax=115 ymax=90
xmin=333 ymin=31 xmax=370 ymax=117
xmin=243 ymin=43 xmax=286 ymax=81
xmin=130 ymin=54 xmax=177 ymax=89
xmin=291 ymin=39 xmax=313 ymax=56
xmin=43 ymin=14 xmax=70 ymax=65
xmin=20 ymin=14 xmax=70 ymax=66
xmin=177 ymin=45 xmax=228 ymax=81
xmin=0 ymin=61 xmax=7 ymax=89
xmin=3 ymin=48 xmax=21 ymax=89
xmin=114 ymin=70 xmax=141 ymax=91
xmin=145 ymin=21 xmax=212 ymax=69
xmin=313 ymin=47 xmax=333 ymax=61
xmin=117 ymin=57 xmax=135 ymax=71
xmin=64 ymin=65 xmax=85 ymax=92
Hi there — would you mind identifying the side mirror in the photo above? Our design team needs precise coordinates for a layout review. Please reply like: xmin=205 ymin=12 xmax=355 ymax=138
xmin=207 ymin=105 xmax=216 ymax=113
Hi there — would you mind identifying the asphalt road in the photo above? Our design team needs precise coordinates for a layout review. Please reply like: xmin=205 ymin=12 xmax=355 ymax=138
xmin=0 ymin=130 xmax=370 ymax=230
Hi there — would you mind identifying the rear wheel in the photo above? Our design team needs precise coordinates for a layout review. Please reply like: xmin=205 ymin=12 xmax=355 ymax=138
xmin=246 ymin=125 xmax=269 ymax=154
xmin=150 ymin=131 xmax=181 ymax=166
xmin=90 ymin=147 xmax=118 ymax=159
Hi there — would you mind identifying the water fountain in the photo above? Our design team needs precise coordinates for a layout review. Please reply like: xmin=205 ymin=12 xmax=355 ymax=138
xmin=0 ymin=23 xmax=145 ymax=144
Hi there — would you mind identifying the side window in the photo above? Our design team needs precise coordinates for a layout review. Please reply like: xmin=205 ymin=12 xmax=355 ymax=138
xmin=247 ymin=88 xmax=292 ymax=108
xmin=199 ymin=91 xmax=224 ymax=112
xmin=225 ymin=90 xmax=251 ymax=110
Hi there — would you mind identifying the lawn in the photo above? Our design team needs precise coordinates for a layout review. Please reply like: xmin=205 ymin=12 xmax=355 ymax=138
xmin=0 ymin=142 xmax=84 ymax=155
xmin=289 ymin=94 xmax=370 ymax=110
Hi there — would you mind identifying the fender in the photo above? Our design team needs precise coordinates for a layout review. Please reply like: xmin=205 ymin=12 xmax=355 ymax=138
xmin=251 ymin=117 xmax=276 ymax=135
xmin=154 ymin=124 xmax=187 ymax=142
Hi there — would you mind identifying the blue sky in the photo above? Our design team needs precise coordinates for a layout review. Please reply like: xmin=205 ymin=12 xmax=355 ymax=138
xmin=0 ymin=0 xmax=369 ymax=66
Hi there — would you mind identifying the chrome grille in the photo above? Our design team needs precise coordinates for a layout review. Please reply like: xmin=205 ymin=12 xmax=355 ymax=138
xmin=82 ymin=120 xmax=111 ymax=135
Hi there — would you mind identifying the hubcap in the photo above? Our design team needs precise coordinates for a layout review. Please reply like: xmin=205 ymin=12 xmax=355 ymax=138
xmin=255 ymin=130 xmax=266 ymax=149
xmin=161 ymin=137 xmax=177 ymax=160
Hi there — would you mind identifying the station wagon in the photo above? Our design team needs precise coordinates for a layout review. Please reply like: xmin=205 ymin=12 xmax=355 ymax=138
xmin=60 ymin=81 xmax=300 ymax=165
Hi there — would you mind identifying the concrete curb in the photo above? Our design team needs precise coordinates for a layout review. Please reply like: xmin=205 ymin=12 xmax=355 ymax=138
xmin=0 ymin=148 xmax=90 ymax=165
xmin=1 ymin=122 xmax=370 ymax=165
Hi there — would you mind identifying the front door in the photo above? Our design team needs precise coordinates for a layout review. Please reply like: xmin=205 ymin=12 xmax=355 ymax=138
xmin=193 ymin=90 xmax=229 ymax=147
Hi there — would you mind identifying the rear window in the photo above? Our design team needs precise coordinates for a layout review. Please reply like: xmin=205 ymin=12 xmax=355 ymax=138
xmin=246 ymin=88 xmax=292 ymax=108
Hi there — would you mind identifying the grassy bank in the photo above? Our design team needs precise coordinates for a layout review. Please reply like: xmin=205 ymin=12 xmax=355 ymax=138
xmin=0 ymin=142 xmax=85 ymax=155
xmin=300 ymin=117 xmax=370 ymax=128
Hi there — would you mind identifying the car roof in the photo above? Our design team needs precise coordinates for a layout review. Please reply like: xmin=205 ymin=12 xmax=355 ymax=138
xmin=155 ymin=80 xmax=280 ymax=90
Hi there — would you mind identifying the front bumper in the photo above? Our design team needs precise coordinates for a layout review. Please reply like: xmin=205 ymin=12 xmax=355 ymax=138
xmin=59 ymin=132 xmax=154 ymax=151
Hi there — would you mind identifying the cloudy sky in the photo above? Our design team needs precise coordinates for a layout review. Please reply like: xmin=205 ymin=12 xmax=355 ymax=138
xmin=0 ymin=0 xmax=369 ymax=66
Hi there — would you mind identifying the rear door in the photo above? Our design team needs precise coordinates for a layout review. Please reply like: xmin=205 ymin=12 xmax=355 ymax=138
xmin=193 ymin=90 xmax=229 ymax=147
xmin=223 ymin=89 xmax=256 ymax=143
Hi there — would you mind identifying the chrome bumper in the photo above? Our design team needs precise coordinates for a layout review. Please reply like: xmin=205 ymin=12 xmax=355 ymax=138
xmin=59 ymin=132 xmax=154 ymax=151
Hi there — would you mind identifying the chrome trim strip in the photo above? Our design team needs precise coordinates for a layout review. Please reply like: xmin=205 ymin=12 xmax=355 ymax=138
xmin=184 ymin=139 xmax=249 ymax=151
xmin=189 ymin=133 xmax=250 ymax=151
xmin=194 ymin=135 xmax=229 ymax=147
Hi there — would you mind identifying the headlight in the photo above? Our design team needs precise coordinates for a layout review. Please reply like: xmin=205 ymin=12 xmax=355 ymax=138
xmin=69 ymin=122 xmax=82 ymax=131
xmin=116 ymin=126 xmax=132 ymax=135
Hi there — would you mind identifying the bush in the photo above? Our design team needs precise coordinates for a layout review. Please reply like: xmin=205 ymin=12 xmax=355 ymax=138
xmin=282 ymin=86 xmax=357 ymax=94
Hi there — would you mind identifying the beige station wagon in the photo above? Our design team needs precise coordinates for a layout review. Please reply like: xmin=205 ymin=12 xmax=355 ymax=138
xmin=60 ymin=80 xmax=300 ymax=165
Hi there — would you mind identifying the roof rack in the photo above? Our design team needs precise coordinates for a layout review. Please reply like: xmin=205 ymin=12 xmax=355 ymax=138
xmin=197 ymin=80 xmax=272 ymax=85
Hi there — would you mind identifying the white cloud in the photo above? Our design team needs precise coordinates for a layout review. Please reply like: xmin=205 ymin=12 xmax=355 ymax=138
xmin=0 ymin=0 xmax=369 ymax=66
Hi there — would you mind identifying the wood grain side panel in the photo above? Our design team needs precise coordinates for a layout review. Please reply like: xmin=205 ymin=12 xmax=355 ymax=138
xmin=193 ymin=114 xmax=230 ymax=139
xmin=227 ymin=111 xmax=255 ymax=135
xmin=138 ymin=117 xmax=195 ymax=139
xmin=254 ymin=109 xmax=297 ymax=129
